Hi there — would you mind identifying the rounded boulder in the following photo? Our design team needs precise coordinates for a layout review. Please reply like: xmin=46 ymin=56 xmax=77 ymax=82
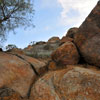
xmin=51 ymin=42 xmax=80 ymax=66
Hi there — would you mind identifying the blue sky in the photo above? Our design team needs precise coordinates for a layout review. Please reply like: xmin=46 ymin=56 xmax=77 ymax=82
xmin=4 ymin=0 xmax=98 ymax=49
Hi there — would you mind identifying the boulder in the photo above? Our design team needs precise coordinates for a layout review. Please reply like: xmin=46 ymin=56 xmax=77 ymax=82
xmin=51 ymin=42 xmax=80 ymax=66
xmin=66 ymin=27 xmax=78 ymax=38
xmin=15 ymin=54 xmax=47 ymax=75
xmin=30 ymin=66 xmax=100 ymax=100
xmin=48 ymin=37 xmax=60 ymax=43
xmin=74 ymin=1 xmax=100 ymax=67
xmin=0 ymin=52 xmax=46 ymax=98
xmin=0 ymin=52 xmax=36 ymax=97
xmin=60 ymin=36 xmax=73 ymax=45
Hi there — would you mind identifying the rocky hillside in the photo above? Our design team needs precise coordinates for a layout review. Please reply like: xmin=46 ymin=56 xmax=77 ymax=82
xmin=23 ymin=37 xmax=60 ymax=59
xmin=1 ymin=1 xmax=100 ymax=100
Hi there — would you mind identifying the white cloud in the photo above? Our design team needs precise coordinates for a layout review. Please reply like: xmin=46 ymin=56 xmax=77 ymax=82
xmin=57 ymin=0 xmax=98 ymax=27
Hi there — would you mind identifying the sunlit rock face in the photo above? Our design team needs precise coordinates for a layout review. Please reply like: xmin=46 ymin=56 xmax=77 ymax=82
xmin=1 ymin=1 xmax=100 ymax=100
xmin=47 ymin=37 xmax=60 ymax=43
xmin=74 ymin=1 xmax=100 ymax=67
xmin=60 ymin=36 xmax=73 ymax=45
xmin=51 ymin=42 xmax=80 ymax=66
xmin=0 ymin=52 xmax=46 ymax=98
xmin=30 ymin=66 xmax=100 ymax=100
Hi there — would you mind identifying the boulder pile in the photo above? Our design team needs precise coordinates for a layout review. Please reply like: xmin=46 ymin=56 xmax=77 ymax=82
xmin=23 ymin=37 xmax=60 ymax=60
xmin=1 ymin=1 xmax=100 ymax=100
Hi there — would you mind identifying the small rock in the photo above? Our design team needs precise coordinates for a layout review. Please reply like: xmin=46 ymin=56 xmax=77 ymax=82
xmin=60 ymin=36 xmax=73 ymax=45
xmin=48 ymin=37 xmax=60 ymax=43
xmin=66 ymin=27 xmax=78 ymax=38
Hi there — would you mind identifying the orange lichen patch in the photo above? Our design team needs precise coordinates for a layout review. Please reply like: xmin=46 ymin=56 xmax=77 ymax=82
xmin=30 ymin=66 xmax=100 ymax=100
xmin=0 ymin=52 xmax=36 ymax=97
xmin=48 ymin=61 xmax=57 ymax=70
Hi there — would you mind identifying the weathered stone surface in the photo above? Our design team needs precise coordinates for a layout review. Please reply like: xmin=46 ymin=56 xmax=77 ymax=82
xmin=0 ymin=87 xmax=23 ymax=100
xmin=66 ymin=27 xmax=78 ymax=38
xmin=60 ymin=36 xmax=73 ymax=45
xmin=0 ymin=52 xmax=36 ymax=97
xmin=6 ymin=48 xmax=24 ymax=55
xmin=51 ymin=42 xmax=80 ymax=66
xmin=48 ymin=37 xmax=60 ymax=43
xmin=48 ymin=61 xmax=57 ymax=70
xmin=30 ymin=66 xmax=100 ymax=100
xmin=74 ymin=1 xmax=100 ymax=67
xmin=15 ymin=54 xmax=47 ymax=75
xmin=24 ymin=40 xmax=60 ymax=59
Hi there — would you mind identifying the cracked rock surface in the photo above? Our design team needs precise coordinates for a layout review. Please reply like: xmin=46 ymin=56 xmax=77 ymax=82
xmin=30 ymin=66 xmax=100 ymax=100
xmin=1 ymin=1 xmax=100 ymax=100
xmin=74 ymin=1 xmax=100 ymax=67
xmin=0 ymin=52 xmax=46 ymax=99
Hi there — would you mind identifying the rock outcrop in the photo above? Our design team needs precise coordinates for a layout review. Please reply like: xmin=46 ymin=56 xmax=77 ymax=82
xmin=6 ymin=48 xmax=24 ymax=55
xmin=60 ymin=36 xmax=73 ymax=45
xmin=47 ymin=37 xmax=60 ymax=43
xmin=51 ymin=42 xmax=80 ymax=66
xmin=0 ymin=52 xmax=46 ymax=98
xmin=30 ymin=66 xmax=100 ymax=100
xmin=24 ymin=37 xmax=60 ymax=59
xmin=74 ymin=1 xmax=100 ymax=67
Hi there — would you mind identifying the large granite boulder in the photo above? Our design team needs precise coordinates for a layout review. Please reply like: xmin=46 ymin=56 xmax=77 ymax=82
xmin=30 ymin=65 xmax=100 ymax=100
xmin=51 ymin=42 xmax=80 ymax=66
xmin=74 ymin=1 xmax=100 ymax=67
xmin=0 ymin=52 xmax=46 ymax=98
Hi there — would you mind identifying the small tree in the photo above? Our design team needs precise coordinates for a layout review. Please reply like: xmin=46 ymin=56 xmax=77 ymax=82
xmin=0 ymin=0 xmax=34 ymax=46
xmin=6 ymin=44 xmax=17 ymax=50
